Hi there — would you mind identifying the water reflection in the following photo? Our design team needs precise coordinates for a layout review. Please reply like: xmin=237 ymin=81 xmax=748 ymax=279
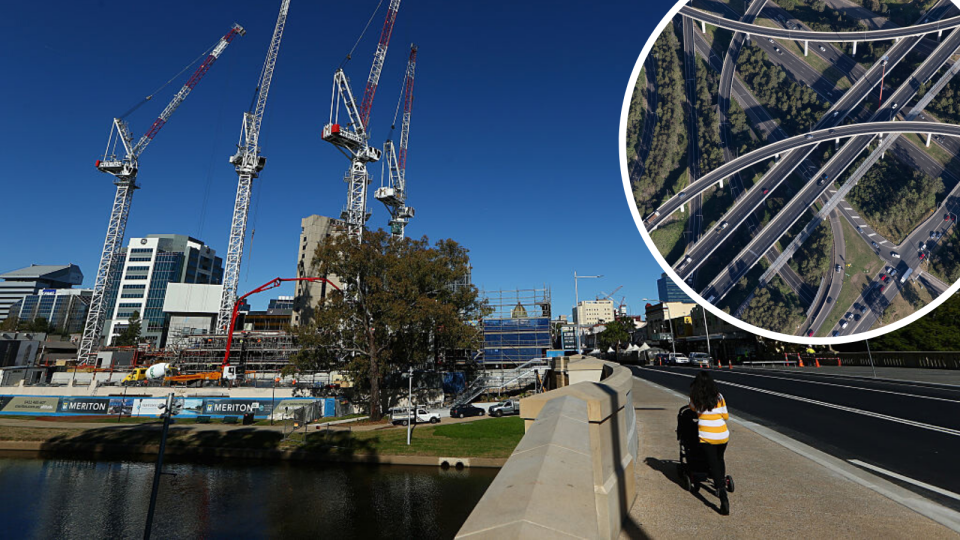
xmin=0 ymin=457 xmax=496 ymax=539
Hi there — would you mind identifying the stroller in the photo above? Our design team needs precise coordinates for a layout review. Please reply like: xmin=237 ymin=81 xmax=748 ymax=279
xmin=676 ymin=405 xmax=735 ymax=494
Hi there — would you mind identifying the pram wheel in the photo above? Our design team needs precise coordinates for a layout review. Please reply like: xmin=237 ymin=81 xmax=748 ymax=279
xmin=725 ymin=475 xmax=735 ymax=493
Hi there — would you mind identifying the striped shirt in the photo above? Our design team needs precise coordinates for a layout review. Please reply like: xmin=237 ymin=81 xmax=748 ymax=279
xmin=693 ymin=394 xmax=729 ymax=445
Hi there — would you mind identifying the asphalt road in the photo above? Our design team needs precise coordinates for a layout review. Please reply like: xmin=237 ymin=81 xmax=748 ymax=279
xmin=682 ymin=16 xmax=704 ymax=246
xmin=631 ymin=365 xmax=960 ymax=512
xmin=680 ymin=4 xmax=960 ymax=42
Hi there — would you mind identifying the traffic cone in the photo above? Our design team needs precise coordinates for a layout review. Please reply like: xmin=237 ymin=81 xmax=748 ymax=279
xmin=815 ymin=358 xmax=821 ymax=368
xmin=798 ymin=355 xmax=805 ymax=367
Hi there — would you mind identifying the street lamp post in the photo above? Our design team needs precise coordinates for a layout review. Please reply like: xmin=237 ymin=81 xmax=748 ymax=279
xmin=574 ymin=272 xmax=603 ymax=353
xmin=272 ymin=377 xmax=280 ymax=426
xmin=701 ymin=307 xmax=712 ymax=358
xmin=406 ymin=366 xmax=413 ymax=446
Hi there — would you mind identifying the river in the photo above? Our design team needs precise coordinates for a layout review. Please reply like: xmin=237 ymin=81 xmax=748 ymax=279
xmin=0 ymin=456 xmax=496 ymax=539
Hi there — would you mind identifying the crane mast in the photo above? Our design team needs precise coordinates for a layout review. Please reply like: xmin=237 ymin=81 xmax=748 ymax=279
xmin=322 ymin=0 xmax=402 ymax=242
xmin=77 ymin=24 xmax=245 ymax=365
xmin=217 ymin=0 xmax=291 ymax=335
xmin=375 ymin=44 xmax=417 ymax=239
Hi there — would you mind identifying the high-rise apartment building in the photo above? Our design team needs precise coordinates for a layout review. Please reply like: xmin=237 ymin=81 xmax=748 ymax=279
xmin=106 ymin=235 xmax=223 ymax=347
xmin=657 ymin=273 xmax=692 ymax=303
xmin=292 ymin=215 xmax=344 ymax=326
xmin=572 ymin=299 xmax=615 ymax=327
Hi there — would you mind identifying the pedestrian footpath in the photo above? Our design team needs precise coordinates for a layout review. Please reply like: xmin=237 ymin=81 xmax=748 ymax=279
xmin=621 ymin=376 xmax=960 ymax=539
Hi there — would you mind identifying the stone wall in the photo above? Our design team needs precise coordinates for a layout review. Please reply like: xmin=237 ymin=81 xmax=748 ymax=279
xmin=456 ymin=358 xmax=637 ymax=539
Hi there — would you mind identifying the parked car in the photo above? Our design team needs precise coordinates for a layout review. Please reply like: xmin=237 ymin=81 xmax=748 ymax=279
xmin=669 ymin=354 xmax=691 ymax=365
xmin=689 ymin=352 xmax=713 ymax=367
xmin=489 ymin=399 xmax=521 ymax=417
xmin=450 ymin=404 xmax=485 ymax=419
xmin=390 ymin=407 xmax=440 ymax=426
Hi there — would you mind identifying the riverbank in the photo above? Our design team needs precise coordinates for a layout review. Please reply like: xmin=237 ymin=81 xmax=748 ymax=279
xmin=0 ymin=416 xmax=522 ymax=468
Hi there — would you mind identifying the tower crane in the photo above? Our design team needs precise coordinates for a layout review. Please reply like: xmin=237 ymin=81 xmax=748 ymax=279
xmin=77 ymin=24 xmax=245 ymax=364
xmin=216 ymin=0 xmax=291 ymax=335
xmin=375 ymin=44 xmax=417 ymax=239
xmin=322 ymin=0 xmax=402 ymax=243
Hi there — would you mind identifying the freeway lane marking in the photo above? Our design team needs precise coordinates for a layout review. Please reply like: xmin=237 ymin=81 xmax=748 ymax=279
xmin=849 ymin=459 xmax=960 ymax=503
xmin=637 ymin=367 xmax=960 ymax=436
xmin=671 ymin=366 xmax=960 ymax=403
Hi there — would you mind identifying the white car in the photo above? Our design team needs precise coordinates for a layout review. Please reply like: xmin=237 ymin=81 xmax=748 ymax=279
xmin=819 ymin=45 xmax=826 ymax=52
xmin=891 ymin=251 xmax=900 ymax=258
xmin=669 ymin=354 xmax=691 ymax=365
xmin=768 ymin=38 xmax=775 ymax=44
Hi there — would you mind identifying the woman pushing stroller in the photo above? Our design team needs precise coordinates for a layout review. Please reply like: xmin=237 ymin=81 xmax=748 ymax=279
xmin=689 ymin=371 xmax=731 ymax=515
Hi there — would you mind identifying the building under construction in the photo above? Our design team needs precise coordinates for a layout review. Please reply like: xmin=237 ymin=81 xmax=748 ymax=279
xmin=481 ymin=288 xmax=552 ymax=366
xmin=174 ymin=332 xmax=298 ymax=374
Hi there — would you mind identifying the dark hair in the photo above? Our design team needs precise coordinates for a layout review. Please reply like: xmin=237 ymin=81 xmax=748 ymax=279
xmin=690 ymin=371 xmax=720 ymax=413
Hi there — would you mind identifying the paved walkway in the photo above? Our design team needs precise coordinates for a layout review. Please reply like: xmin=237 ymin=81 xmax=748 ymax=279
xmin=622 ymin=377 xmax=960 ymax=539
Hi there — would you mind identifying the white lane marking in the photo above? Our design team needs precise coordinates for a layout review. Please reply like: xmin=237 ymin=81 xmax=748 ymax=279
xmin=869 ymin=233 xmax=876 ymax=237
xmin=723 ymin=367 xmax=960 ymax=390
xmin=637 ymin=368 xmax=960 ymax=436
xmin=849 ymin=459 xmax=960 ymax=502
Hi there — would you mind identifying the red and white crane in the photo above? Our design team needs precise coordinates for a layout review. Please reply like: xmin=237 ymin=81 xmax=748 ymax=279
xmin=322 ymin=0 xmax=402 ymax=243
xmin=77 ymin=24 xmax=245 ymax=364
xmin=375 ymin=44 xmax=417 ymax=239
xmin=217 ymin=0 xmax=291 ymax=335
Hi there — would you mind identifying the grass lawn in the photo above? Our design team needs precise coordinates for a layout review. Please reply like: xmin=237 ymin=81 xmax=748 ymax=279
xmin=816 ymin=218 xmax=886 ymax=336
xmin=0 ymin=416 xmax=526 ymax=459
xmin=878 ymin=280 xmax=934 ymax=327
xmin=296 ymin=417 xmax=525 ymax=458
xmin=650 ymin=212 xmax=690 ymax=265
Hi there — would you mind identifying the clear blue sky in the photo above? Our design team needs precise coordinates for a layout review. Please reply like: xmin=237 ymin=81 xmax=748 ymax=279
xmin=0 ymin=0 xmax=673 ymax=313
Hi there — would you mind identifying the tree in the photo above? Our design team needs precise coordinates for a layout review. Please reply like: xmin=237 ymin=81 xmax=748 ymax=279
xmin=290 ymin=230 xmax=483 ymax=421
xmin=114 ymin=311 xmax=141 ymax=346
xmin=597 ymin=316 xmax=635 ymax=351
xmin=0 ymin=316 xmax=17 ymax=332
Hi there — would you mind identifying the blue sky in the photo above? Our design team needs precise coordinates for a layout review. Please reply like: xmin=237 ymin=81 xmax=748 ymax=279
xmin=0 ymin=0 xmax=673 ymax=313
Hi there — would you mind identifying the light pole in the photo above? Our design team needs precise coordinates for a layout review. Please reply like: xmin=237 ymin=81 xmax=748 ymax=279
xmin=404 ymin=366 xmax=414 ymax=446
xmin=701 ymin=306 xmax=712 ymax=359
xmin=574 ymin=272 xmax=602 ymax=353
xmin=272 ymin=377 xmax=279 ymax=426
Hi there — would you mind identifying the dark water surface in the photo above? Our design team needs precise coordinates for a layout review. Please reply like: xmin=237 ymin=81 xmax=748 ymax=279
xmin=0 ymin=456 xmax=496 ymax=539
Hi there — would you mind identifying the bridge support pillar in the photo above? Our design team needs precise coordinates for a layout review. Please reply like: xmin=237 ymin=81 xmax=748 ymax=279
xmin=804 ymin=40 xmax=809 ymax=56
xmin=835 ymin=137 xmax=840 ymax=148
xmin=927 ymin=133 xmax=933 ymax=147
xmin=939 ymin=29 xmax=944 ymax=41
xmin=852 ymin=41 xmax=857 ymax=55
xmin=680 ymin=203 xmax=685 ymax=213
xmin=896 ymin=37 xmax=901 ymax=43
xmin=719 ymin=178 xmax=724 ymax=188
xmin=775 ymin=153 xmax=780 ymax=161
xmin=701 ymin=20 xmax=706 ymax=33
xmin=746 ymin=33 xmax=750 ymax=42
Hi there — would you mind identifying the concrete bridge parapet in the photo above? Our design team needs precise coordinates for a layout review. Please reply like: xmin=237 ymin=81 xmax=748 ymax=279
xmin=456 ymin=358 xmax=637 ymax=539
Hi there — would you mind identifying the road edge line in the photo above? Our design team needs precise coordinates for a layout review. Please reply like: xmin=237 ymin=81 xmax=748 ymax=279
xmin=633 ymin=375 xmax=960 ymax=533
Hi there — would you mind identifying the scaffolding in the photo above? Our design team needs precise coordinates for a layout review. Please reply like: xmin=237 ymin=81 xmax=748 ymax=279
xmin=174 ymin=332 xmax=299 ymax=374
xmin=480 ymin=288 xmax=552 ymax=365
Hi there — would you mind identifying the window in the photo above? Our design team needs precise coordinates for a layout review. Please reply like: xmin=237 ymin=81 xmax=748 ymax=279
xmin=131 ymin=248 xmax=153 ymax=254
xmin=129 ymin=256 xmax=152 ymax=262
xmin=118 ymin=302 xmax=141 ymax=308
xmin=122 ymin=284 xmax=146 ymax=290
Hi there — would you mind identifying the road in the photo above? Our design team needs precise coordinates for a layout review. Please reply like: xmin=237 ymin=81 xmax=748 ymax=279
xmin=682 ymin=16 xmax=704 ymax=246
xmin=680 ymin=5 xmax=960 ymax=42
xmin=632 ymin=365 xmax=960 ymax=512
xmin=701 ymin=27 xmax=960 ymax=308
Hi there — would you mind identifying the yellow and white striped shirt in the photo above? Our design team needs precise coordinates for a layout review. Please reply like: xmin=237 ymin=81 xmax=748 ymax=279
xmin=694 ymin=394 xmax=729 ymax=445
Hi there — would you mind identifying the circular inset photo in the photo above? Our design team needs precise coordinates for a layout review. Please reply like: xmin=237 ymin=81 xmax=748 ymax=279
xmin=621 ymin=0 xmax=960 ymax=343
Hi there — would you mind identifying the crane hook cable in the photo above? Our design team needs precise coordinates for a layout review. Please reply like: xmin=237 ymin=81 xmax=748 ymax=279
xmin=119 ymin=42 xmax=217 ymax=120
xmin=339 ymin=0 xmax=384 ymax=69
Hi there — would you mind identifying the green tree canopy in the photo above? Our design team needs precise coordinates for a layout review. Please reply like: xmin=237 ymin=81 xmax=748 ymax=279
xmin=114 ymin=311 xmax=141 ymax=347
xmin=291 ymin=230 xmax=483 ymax=420
xmin=597 ymin=316 xmax=635 ymax=351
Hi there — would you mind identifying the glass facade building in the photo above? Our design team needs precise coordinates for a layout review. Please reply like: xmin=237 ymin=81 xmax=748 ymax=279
xmin=657 ymin=273 xmax=692 ymax=303
xmin=10 ymin=289 xmax=91 ymax=333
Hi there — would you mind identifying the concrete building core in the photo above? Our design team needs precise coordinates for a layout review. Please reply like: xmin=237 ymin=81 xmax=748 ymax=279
xmin=292 ymin=215 xmax=344 ymax=327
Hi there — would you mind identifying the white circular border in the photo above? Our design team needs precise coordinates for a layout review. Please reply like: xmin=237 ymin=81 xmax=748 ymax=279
xmin=618 ymin=0 xmax=960 ymax=345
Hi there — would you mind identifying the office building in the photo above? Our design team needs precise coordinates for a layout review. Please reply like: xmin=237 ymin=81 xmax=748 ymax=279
xmin=8 ymin=288 xmax=91 ymax=333
xmin=268 ymin=296 xmax=294 ymax=310
xmin=657 ymin=273 xmax=692 ymax=303
xmin=292 ymin=215 xmax=344 ymax=326
xmin=162 ymin=283 xmax=224 ymax=344
xmin=0 ymin=264 xmax=83 ymax=322
xmin=106 ymin=235 xmax=223 ymax=347
xmin=572 ymin=299 xmax=615 ymax=327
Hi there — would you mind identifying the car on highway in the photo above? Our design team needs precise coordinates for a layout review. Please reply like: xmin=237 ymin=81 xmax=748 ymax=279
xmin=854 ymin=313 xmax=861 ymax=321
xmin=832 ymin=331 xmax=840 ymax=337
xmin=872 ymin=241 xmax=879 ymax=248
xmin=891 ymin=251 xmax=900 ymax=258
xmin=819 ymin=45 xmax=826 ymax=52
xmin=930 ymin=231 xmax=937 ymax=239
xmin=768 ymin=38 xmax=775 ymax=44
xmin=690 ymin=352 xmax=713 ymax=367
xmin=891 ymin=102 xmax=897 ymax=109
xmin=920 ymin=242 xmax=926 ymax=250
xmin=880 ymin=285 xmax=886 ymax=293
xmin=827 ymin=296 xmax=832 ymax=303
xmin=946 ymin=214 xmax=954 ymax=221
xmin=881 ymin=275 xmax=889 ymax=282
xmin=807 ymin=330 xmax=814 ymax=337
xmin=706 ymin=295 xmax=717 ymax=303
xmin=857 ymin=225 xmax=863 ymax=233
xmin=833 ymin=111 xmax=839 ymax=117
xmin=678 ymin=191 xmax=686 ymax=199
xmin=888 ymin=267 xmax=897 ymax=276
xmin=936 ymin=231 xmax=942 ymax=239
xmin=762 ymin=188 xmax=769 ymax=194
xmin=450 ymin=404 xmax=485 ymax=419
xmin=840 ymin=320 xmax=849 ymax=329
xmin=684 ymin=255 xmax=692 ymax=264
xmin=845 ymin=312 xmax=852 ymax=319
xmin=775 ymin=47 xmax=783 ymax=55
xmin=668 ymin=353 xmax=691 ymax=365
xmin=805 ymin=134 xmax=814 ymax=139
xmin=920 ymin=253 xmax=926 ymax=260
xmin=716 ymin=221 xmax=729 ymax=232
xmin=836 ymin=264 xmax=841 ymax=272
